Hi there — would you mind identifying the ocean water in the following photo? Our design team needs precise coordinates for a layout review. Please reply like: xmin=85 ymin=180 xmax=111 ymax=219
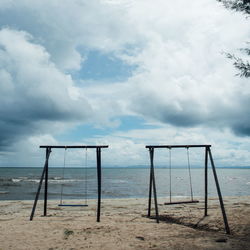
xmin=0 ymin=167 xmax=250 ymax=201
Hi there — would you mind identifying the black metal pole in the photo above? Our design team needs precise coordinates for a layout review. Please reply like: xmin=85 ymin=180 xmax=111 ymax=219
xmin=30 ymin=148 xmax=51 ymax=221
xmin=149 ymin=148 xmax=159 ymax=223
xmin=208 ymin=148 xmax=230 ymax=234
xmin=205 ymin=147 xmax=208 ymax=216
xmin=147 ymin=149 xmax=153 ymax=217
xmin=44 ymin=148 xmax=50 ymax=216
xmin=96 ymin=148 xmax=102 ymax=222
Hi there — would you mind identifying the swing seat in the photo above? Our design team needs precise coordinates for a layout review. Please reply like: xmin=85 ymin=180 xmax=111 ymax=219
xmin=164 ymin=200 xmax=199 ymax=205
xmin=58 ymin=204 xmax=88 ymax=207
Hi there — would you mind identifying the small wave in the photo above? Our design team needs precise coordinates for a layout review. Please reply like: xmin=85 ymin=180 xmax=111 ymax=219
xmin=110 ymin=180 xmax=128 ymax=184
xmin=176 ymin=177 xmax=184 ymax=180
xmin=0 ymin=177 xmax=30 ymax=183
xmin=3 ymin=178 xmax=85 ymax=184
xmin=51 ymin=177 xmax=63 ymax=180
xmin=246 ymin=182 xmax=250 ymax=185
xmin=49 ymin=179 xmax=83 ymax=184
xmin=12 ymin=178 xmax=22 ymax=183
xmin=0 ymin=178 xmax=21 ymax=186
xmin=226 ymin=177 xmax=238 ymax=181
xmin=25 ymin=179 xmax=40 ymax=183
xmin=24 ymin=178 xmax=79 ymax=183
xmin=0 ymin=191 xmax=9 ymax=194
xmin=19 ymin=176 xmax=28 ymax=180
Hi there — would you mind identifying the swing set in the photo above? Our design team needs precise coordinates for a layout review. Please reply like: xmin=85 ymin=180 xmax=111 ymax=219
xmin=30 ymin=143 xmax=230 ymax=234
xmin=30 ymin=145 xmax=108 ymax=222
xmin=146 ymin=144 xmax=230 ymax=234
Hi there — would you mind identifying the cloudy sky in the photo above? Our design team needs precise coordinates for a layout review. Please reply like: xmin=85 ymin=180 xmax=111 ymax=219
xmin=0 ymin=0 xmax=249 ymax=167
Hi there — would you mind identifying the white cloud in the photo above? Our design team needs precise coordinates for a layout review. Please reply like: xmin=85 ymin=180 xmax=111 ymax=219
xmin=123 ymin=0 xmax=250 ymax=133
xmin=0 ymin=28 xmax=91 ymax=149
xmin=80 ymin=0 xmax=250 ymax=135
xmin=0 ymin=0 xmax=250 ymax=166
xmin=0 ymin=0 xmax=138 ymax=71
xmin=87 ymin=124 xmax=250 ymax=167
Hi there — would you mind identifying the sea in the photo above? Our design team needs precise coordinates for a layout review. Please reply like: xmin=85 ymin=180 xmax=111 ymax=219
xmin=0 ymin=167 xmax=250 ymax=201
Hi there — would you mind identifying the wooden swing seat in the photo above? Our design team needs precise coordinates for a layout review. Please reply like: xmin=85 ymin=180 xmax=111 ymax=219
xmin=164 ymin=200 xmax=199 ymax=205
xmin=58 ymin=204 xmax=88 ymax=207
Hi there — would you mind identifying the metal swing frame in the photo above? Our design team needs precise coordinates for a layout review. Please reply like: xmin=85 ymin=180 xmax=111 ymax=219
xmin=146 ymin=144 xmax=230 ymax=234
xmin=58 ymin=147 xmax=89 ymax=207
xmin=30 ymin=145 xmax=108 ymax=222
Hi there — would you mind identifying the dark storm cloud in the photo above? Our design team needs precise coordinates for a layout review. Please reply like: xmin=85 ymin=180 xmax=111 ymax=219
xmin=0 ymin=28 xmax=91 ymax=150
xmin=130 ymin=78 xmax=250 ymax=136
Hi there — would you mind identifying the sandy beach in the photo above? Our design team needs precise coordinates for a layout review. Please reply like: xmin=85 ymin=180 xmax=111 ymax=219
xmin=0 ymin=196 xmax=250 ymax=250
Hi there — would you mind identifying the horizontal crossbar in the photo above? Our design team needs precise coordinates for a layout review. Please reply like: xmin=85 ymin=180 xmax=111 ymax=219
xmin=164 ymin=200 xmax=199 ymax=205
xmin=146 ymin=145 xmax=211 ymax=149
xmin=40 ymin=145 xmax=109 ymax=149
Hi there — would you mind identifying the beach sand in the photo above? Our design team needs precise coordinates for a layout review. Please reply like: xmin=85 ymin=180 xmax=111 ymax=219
xmin=0 ymin=196 xmax=250 ymax=250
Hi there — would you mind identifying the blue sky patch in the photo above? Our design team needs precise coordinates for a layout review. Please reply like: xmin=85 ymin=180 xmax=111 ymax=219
xmin=74 ymin=50 xmax=137 ymax=82
xmin=56 ymin=116 xmax=157 ymax=142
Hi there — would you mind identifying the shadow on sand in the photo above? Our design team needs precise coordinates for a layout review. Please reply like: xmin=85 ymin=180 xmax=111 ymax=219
xmin=146 ymin=214 xmax=220 ymax=233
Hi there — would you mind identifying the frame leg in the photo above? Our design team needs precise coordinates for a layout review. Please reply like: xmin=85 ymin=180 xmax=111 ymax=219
xmin=96 ymin=148 xmax=102 ymax=222
xmin=149 ymin=148 xmax=159 ymax=223
xmin=205 ymin=147 xmax=208 ymax=216
xmin=30 ymin=148 xmax=51 ymax=220
xmin=208 ymin=148 xmax=230 ymax=234
xmin=44 ymin=148 xmax=50 ymax=216
xmin=148 ymin=151 xmax=153 ymax=217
